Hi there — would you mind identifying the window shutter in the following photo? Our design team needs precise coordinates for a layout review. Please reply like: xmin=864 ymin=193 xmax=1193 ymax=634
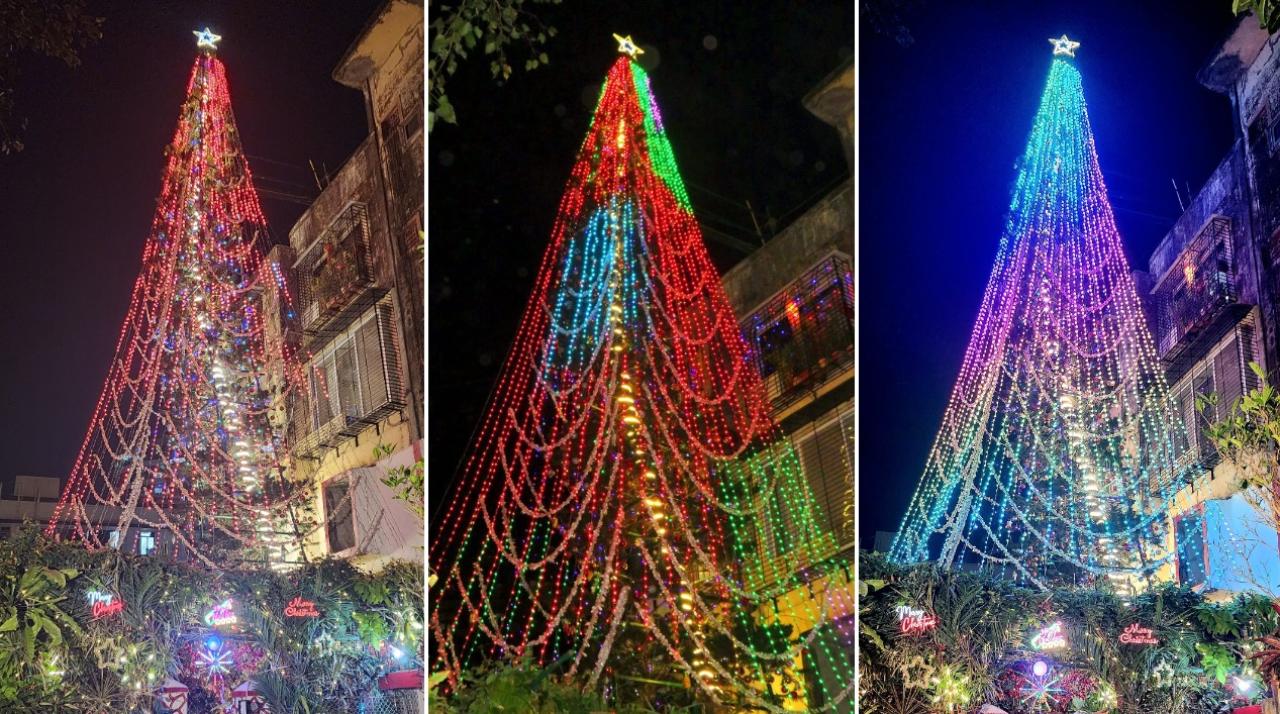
xmin=335 ymin=337 xmax=360 ymax=419
xmin=1241 ymin=321 xmax=1261 ymax=392
xmin=359 ymin=312 xmax=390 ymax=411
xmin=795 ymin=405 xmax=855 ymax=549
xmin=1214 ymin=335 xmax=1243 ymax=412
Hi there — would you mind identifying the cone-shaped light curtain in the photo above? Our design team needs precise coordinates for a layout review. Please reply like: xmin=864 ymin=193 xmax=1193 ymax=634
xmin=48 ymin=50 xmax=310 ymax=568
xmin=889 ymin=56 xmax=1189 ymax=589
xmin=430 ymin=56 xmax=854 ymax=709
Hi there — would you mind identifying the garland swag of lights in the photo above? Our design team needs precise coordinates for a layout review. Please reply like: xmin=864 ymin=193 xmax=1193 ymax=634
xmin=429 ymin=52 xmax=854 ymax=709
xmin=46 ymin=39 xmax=313 ymax=567
xmin=889 ymin=47 xmax=1189 ymax=590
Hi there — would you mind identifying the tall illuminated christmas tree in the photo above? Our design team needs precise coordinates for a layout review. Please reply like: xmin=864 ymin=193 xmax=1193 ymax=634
xmin=431 ymin=37 xmax=854 ymax=710
xmin=47 ymin=29 xmax=311 ymax=569
xmin=889 ymin=37 xmax=1189 ymax=590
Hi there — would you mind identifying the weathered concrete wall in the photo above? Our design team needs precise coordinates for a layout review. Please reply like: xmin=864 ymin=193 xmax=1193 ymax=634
xmin=332 ymin=0 xmax=424 ymax=440
xmin=286 ymin=139 xmax=397 ymax=294
xmin=1147 ymin=146 xmax=1258 ymax=308
xmin=279 ymin=1 xmax=425 ymax=565
xmin=721 ymin=180 xmax=853 ymax=316
xmin=804 ymin=58 xmax=854 ymax=177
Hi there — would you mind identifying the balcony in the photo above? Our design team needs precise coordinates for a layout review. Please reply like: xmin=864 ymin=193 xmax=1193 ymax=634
xmin=741 ymin=254 xmax=854 ymax=413
xmin=1153 ymin=216 xmax=1249 ymax=375
xmin=295 ymin=203 xmax=386 ymax=341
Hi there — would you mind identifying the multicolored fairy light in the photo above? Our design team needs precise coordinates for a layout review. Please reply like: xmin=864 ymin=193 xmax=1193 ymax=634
xmin=888 ymin=43 xmax=1188 ymax=590
xmin=429 ymin=40 xmax=853 ymax=710
xmin=46 ymin=32 xmax=313 ymax=567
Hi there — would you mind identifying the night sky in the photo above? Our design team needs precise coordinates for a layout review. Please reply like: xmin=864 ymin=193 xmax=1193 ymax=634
xmin=428 ymin=1 xmax=853 ymax=520
xmin=860 ymin=2 xmax=1242 ymax=546
xmin=0 ymin=1 xmax=380 ymax=494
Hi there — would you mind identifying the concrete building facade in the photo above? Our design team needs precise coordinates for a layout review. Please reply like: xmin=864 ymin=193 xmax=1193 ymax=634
xmin=720 ymin=57 xmax=854 ymax=712
xmin=1145 ymin=17 xmax=1280 ymax=596
xmin=272 ymin=0 xmax=424 ymax=570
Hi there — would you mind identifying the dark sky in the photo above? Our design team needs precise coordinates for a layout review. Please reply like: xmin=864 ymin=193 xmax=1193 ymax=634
xmin=428 ymin=2 xmax=853 ymax=520
xmin=0 ymin=0 xmax=380 ymax=494
xmin=860 ymin=2 xmax=1242 ymax=546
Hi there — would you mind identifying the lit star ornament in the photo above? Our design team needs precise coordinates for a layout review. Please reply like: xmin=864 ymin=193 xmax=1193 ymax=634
xmin=1049 ymin=34 xmax=1080 ymax=57
xmin=193 ymin=27 xmax=222 ymax=50
xmin=612 ymin=33 xmax=644 ymax=59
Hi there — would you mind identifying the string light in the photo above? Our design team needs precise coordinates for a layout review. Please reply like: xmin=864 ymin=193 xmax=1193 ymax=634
xmin=889 ymin=53 xmax=1188 ymax=592
xmin=430 ymin=48 xmax=854 ymax=710
xmin=46 ymin=43 xmax=313 ymax=568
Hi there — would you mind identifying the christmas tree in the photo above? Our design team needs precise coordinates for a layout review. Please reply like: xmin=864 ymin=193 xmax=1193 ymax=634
xmin=889 ymin=37 xmax=1189 ymax=589
xmin=431 ymin=38 xmax=854 ymax=710
xmin=47 ymin=29 xmax=310 ymax=569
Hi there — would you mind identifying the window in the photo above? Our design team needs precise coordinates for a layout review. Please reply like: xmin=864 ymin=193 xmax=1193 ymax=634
xmin=138 ymin=530 xmax=155 ymax=556
xmin=1175 ymin=508 xmax=1206 ymax=587
xmin=306 ymin=303 xmax=402 ymax=433
xmin=1171 ymin=317 xmax=1262 ymax=467
xmin=324 ymin=476 xmax=356 ymax=553
xmin=107 ymin=530 xmax=120 ymax=549
xmin=400 ymin=80 xmax=424 ymax=139
xmin=795 ymin=405 xmax=855 ymax=549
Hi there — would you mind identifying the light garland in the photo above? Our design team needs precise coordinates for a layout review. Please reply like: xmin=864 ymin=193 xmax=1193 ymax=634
xmin=46 ymin=38 xmax=314 ymax=567
xmin=889 ymin=50 xmax=1189 ymax=591
xmin=430 ymin=46 xmax=853 ymax=710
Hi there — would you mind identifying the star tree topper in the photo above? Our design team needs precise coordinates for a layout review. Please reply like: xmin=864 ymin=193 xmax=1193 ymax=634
xmin=1049 ymin=34 xmax=1080 ymax=57
xmin=194 ymin=27 xmax=222 ymax=50
xmin=613 ymin=33 xmax=644 ymax=59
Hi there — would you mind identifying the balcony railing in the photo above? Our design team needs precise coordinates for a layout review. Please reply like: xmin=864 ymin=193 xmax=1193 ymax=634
xmin=295 ymin=203 xmax=385 ymax=341
xmin=741 ymin=254 xmax=854 ymax=412
xmin=1154 ymin=216 xmax=1244 ymax=367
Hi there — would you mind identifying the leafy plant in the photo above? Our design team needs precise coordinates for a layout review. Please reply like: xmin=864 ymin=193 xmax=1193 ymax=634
xmin=429 ymin=0 xmax=561 ymax=130
xmin=435 ymin=656 xmax=606 ymax=713
xmin=375 ymin=442 xmax=425 ymax=518
xmin=1235 ymin=0 xmax=1280 ymax=33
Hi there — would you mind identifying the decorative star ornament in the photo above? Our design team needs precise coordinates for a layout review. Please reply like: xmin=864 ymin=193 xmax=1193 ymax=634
xmin=613 ymin=33 xmax=644 ymax=59
xmin=1049 ymin=34 xmax=1080 ymax=57
xmin=193 ymin=27 xmax=222 ymax=51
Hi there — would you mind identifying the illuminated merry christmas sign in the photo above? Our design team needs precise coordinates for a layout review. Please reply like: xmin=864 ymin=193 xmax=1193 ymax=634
xmin=1030 ymin=621 xmax=1066 ymax=650
xmin=86 ymin=590 xmax=123 ymax=620
xmin=1118 ymin=623 xmax=1158 ymax=646
xmin=895 ymin=605 xmax=938 ymax=635
xmin=204 ymin=598 xmax=237 ymax=627
xmin=283 ymin=596 xmax=320 ymax=619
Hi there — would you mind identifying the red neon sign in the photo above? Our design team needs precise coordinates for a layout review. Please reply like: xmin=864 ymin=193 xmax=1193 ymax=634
xmin=896 ymin=605 xmax=938 ymax=635
xmin=283 ymin=596 xmax=320 ymax=618
xmin=87 ymin=590 xmax=123 ymax=620
xmin=1118 ymin=623 xmax=1158 ymax=645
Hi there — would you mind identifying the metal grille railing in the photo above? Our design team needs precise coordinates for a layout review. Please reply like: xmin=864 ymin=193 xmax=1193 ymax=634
xmin=360 ymin=688 xmax=423 ymax=714
xmin=290 ymin=300 xmax=407 ymax=457
xmin=740 ymin=255 xmax=854 ymax=412
xmin=1155 ymin=216 xmax=1237 ymax=359
xmin=295 ymin=202 xmax=383 ymax=341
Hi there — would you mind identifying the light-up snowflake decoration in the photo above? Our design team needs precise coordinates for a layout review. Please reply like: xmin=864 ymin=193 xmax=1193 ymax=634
xmin=197 ymin=637 xmax=234 ymax=680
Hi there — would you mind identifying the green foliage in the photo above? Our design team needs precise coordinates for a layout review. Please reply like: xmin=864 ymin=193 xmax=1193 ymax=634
xmin=0 ymin=525 xmax=423 ymax=711
xmin=1200 ymin=362 xmax=1280 ymax=489
xmin=375 ymin=442 xmax=425 ymax=518
xmin=435 ymin=656 xmax=607 ymax=713
xmin=860 ymin=551 xmax=1271 ymax=713
xmin=1235 ymin=0 xmax=1280 ymax=33
xmin=0 ymin=0 xmax=102 ymax=154
xmin=1196 ymin=642 xmax=1237 ymax=684
xmin=429 ymin=0 xmax=561 ymax=130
